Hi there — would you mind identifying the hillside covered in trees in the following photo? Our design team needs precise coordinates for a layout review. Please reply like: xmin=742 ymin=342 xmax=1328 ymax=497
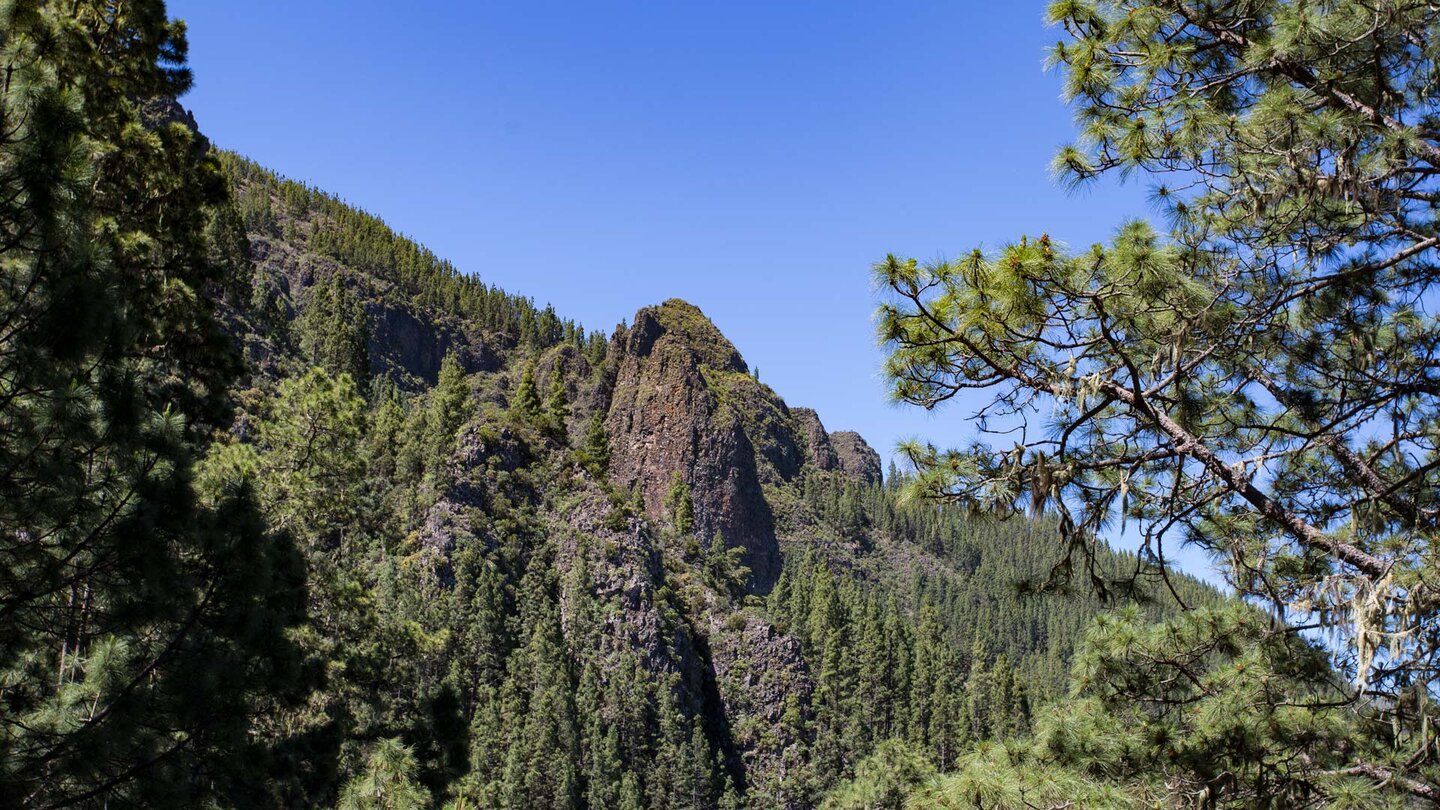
xmin=0 ymin=3 xmax=1208 ymax=804
xmin=16 ymin=0 xmax=1440 ymax=808
xmin=198 ymin=152 xmax=1214 ymax=807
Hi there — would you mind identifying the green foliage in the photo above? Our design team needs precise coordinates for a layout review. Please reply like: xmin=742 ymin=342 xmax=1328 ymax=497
xmin=545 ymin=363 xmax=570 ymax=440
xmin=298 ymin=272 xmax=371 ymax=384
xmin=338 ymin=738 xmax=430 ymax=810
xmin=218 ymin=154 xmax=597 ymax=354
xmin=0 ymin=2 xmax=305 ymax=806
xmin=579 ymin=412 xmax=611 ymax=473
xmin=428 ymin=353 xmax=477 ymax=470
xmin=0 ymin=3 xmax=1256 ymax=805
xmin=770 ymin=551 xmax=1027 ymax=776
xmin=1030 ymin=605 xmax=1400 ymax=808
xmin=819 ymin=740 xmax=935 ymax=810
xmin=252 ymin=367 xmax=368 ymax=549
xmin=828 ymin=605 xmax=1414 ymax=809
xmin=903 ymin=743 xmax=1148 ymax=810
xmin=704 ymin=532 xmax=750 ymax=603
xmin=665 ymin=472 xmax=697 ymax=535
xmin=514 ymin=364 xmax=542 ymax=420
xmin=878 ymin=0 xmax=1440 ymax=802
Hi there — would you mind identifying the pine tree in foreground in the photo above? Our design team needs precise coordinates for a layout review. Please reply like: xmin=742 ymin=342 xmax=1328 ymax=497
xmin=875 ymin=0 xmax=1440 ymax=804
xmin=0 ymin=2 xmax=305 ymax=806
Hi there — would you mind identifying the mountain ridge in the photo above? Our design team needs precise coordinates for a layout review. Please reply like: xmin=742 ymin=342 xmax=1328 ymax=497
xmin=206 ymin=142 xmax=1215 ymax=807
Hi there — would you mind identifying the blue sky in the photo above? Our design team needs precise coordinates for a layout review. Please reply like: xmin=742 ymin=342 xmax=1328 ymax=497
xmin=169 ymin=1 xmax=1214 ymax=578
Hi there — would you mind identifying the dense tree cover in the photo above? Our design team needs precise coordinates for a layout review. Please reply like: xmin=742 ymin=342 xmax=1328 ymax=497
xmin=780 ymin=471 xmax=1214 ymax=784
xmin=874 ymin=0 xmax=1440 ymax=804
xmin=205 ymin=294 xmax=1189 ymax=808
xmin=822 ymin=739 xmax=1140 ymax=810
xmin=829 ymin=605 xmax=1411 ymax=808
xmin=210 ymin=356 xmax=754 ymax=808
xmin=0 ymin=2 xmax=1232 ymax=807
xmin=0 ymin=2 xmax=306 ymax=807
xmin=798 ymin=470 xmax=1211 ymax=684
xmin=299 ymin=272 xmax=372 ymax=383
xmin=338 ymin=738 xmax=430 ymax=810
xmin=220 ymin=154 xmax=599 ymax=354
xmin=208 ymin=127 xmax=1214 ymax=808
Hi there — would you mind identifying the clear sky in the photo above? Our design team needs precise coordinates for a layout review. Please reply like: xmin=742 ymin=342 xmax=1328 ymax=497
xmin=168 ymin=1 xmax=1214 ymax=578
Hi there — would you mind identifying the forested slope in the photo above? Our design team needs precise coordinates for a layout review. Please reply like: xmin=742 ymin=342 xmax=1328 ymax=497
xmin=207 ymin=153 xmax=1212 ymax=807
xmin=13 ymin=1 xmax=1440 ymax=806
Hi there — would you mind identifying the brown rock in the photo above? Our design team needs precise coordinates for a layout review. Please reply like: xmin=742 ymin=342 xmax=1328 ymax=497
xmin=831 ymin=431 xmax=882 ymax=486
xmin=706 ymin=613 xmax=814 ymax=805
xmin=604 ymin=301 xmax=781 ymax=589
xmin=790 ymin=407 xmax=839 ymax=472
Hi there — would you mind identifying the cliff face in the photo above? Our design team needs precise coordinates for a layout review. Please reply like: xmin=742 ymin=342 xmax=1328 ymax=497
xmin=831 ymin=431 xmax=882 ymax=486
xmin=792 ymin=408 xmax=841 ymax=472
xmin=367 ymin=300 xmax=495 ymax=385
xmin=601 ymin=300 xmax=879 ymax=592
xmin=605 ymin=301 xmax=775 ymax=587
xmin=242 ymin=227 xmax=497 ymax=388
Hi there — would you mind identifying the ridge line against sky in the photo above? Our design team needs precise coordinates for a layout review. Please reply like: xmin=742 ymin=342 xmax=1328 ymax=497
xmin=170 ymin=0 xmax=1216 ymax=580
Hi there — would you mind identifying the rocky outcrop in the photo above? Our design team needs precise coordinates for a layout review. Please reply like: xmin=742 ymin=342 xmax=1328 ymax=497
xmin=790 ymin=407 xmax=882 ymax=486
xmin=791 ymin=408 xmax=839 ymax=472
xmin=139 ymin=97 xmax=202 ymax=135
xmin=710 ymin=372 xmax=806 ymax=484
xmin=366 ymin=300 xmax=496 ymax=387
xmin=604 ymin=300 xmax=781 ymax=589
xmin=832 ymin=431 xmax=882 ymax=486
xmin=554 ymin=485 xmax=687 ymax=679
xmin=707 ymin=613 xmax=814 ymax=804
xmin=602 ymin=300 xmax=887 ymax=590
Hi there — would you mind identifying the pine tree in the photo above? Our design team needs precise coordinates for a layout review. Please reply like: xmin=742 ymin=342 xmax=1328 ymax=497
xmin=580 ymin=411 xmax=611 ymax=472
xmin=704 ymin=532 xmax=749 ymax=602
xmin=854 ymin=598 xmax=895 ymax=746
xmin=665 ymin=471 xmax=696 ymax=535
xmin=431 ymin=353 xmax=475 ymax=446
xmin=586 ymin=726 xmax=624 ymax=809
xmin=501 ymin=597 xmax=579 ymax=809
xmin=876 ymin=0 xmax=1440 ymax=801
xmin=338 ymin=738 xmax=430 ymax=810
xmin=299 ymin=272 xmax=371 ymax=383
xmin=244 ymin=366 xmax=367 ymax=551
xmin=424 ymin=352 xmax=476 ymax=491
xmin=0 ymin=3 xmax=306 ymax=806
xmin=544 ymin=364 xmax=570 ymax=440
xmin=513 ymin=363 xmax=542 ymax=419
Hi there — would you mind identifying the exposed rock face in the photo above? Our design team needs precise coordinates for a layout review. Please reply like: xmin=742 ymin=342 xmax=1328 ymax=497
xmin=366 ymin=300 xmax=496 ymax=387
xmin=832 ymin=431 xmax=882 ymax=486
xmin=707 ymin=614 xmax=814 ymax=804
xmin=604 ymin=300 xmax=781 ymax=588
xmin=553 ymin=484 xmax=686 ymax=679
xmin=250 ymin=234 xmax=495 ymax=387
xmin=791 ymin=407 xmax=839 ymax=472
xmin=602 ymin=300 xmax=887 ymax=590
xmin=713 ymin=373 xmax=805 ymax=485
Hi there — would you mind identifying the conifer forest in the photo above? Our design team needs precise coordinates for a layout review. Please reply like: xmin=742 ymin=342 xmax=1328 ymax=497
xmin=3 ymin=1 xmax=1440 ymax=807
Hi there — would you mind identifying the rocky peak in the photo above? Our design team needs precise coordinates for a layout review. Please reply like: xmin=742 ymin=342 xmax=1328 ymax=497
xmin=601 ymin=299 xmax=885 ymax=590
xmin=140 ymin=97 xmax=202 ymax=135
xmin=791 ymin=407 xmax=840 ymax=472
xmin=604 ymin=300 xmax=780 ymax=588
xmin=790 ymin=407 xmax=883 ymax=486
xmin=831 ymin=431 xmax=882 ymax=486
xmin=630 ymin=299 xmax=747 ymax=373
